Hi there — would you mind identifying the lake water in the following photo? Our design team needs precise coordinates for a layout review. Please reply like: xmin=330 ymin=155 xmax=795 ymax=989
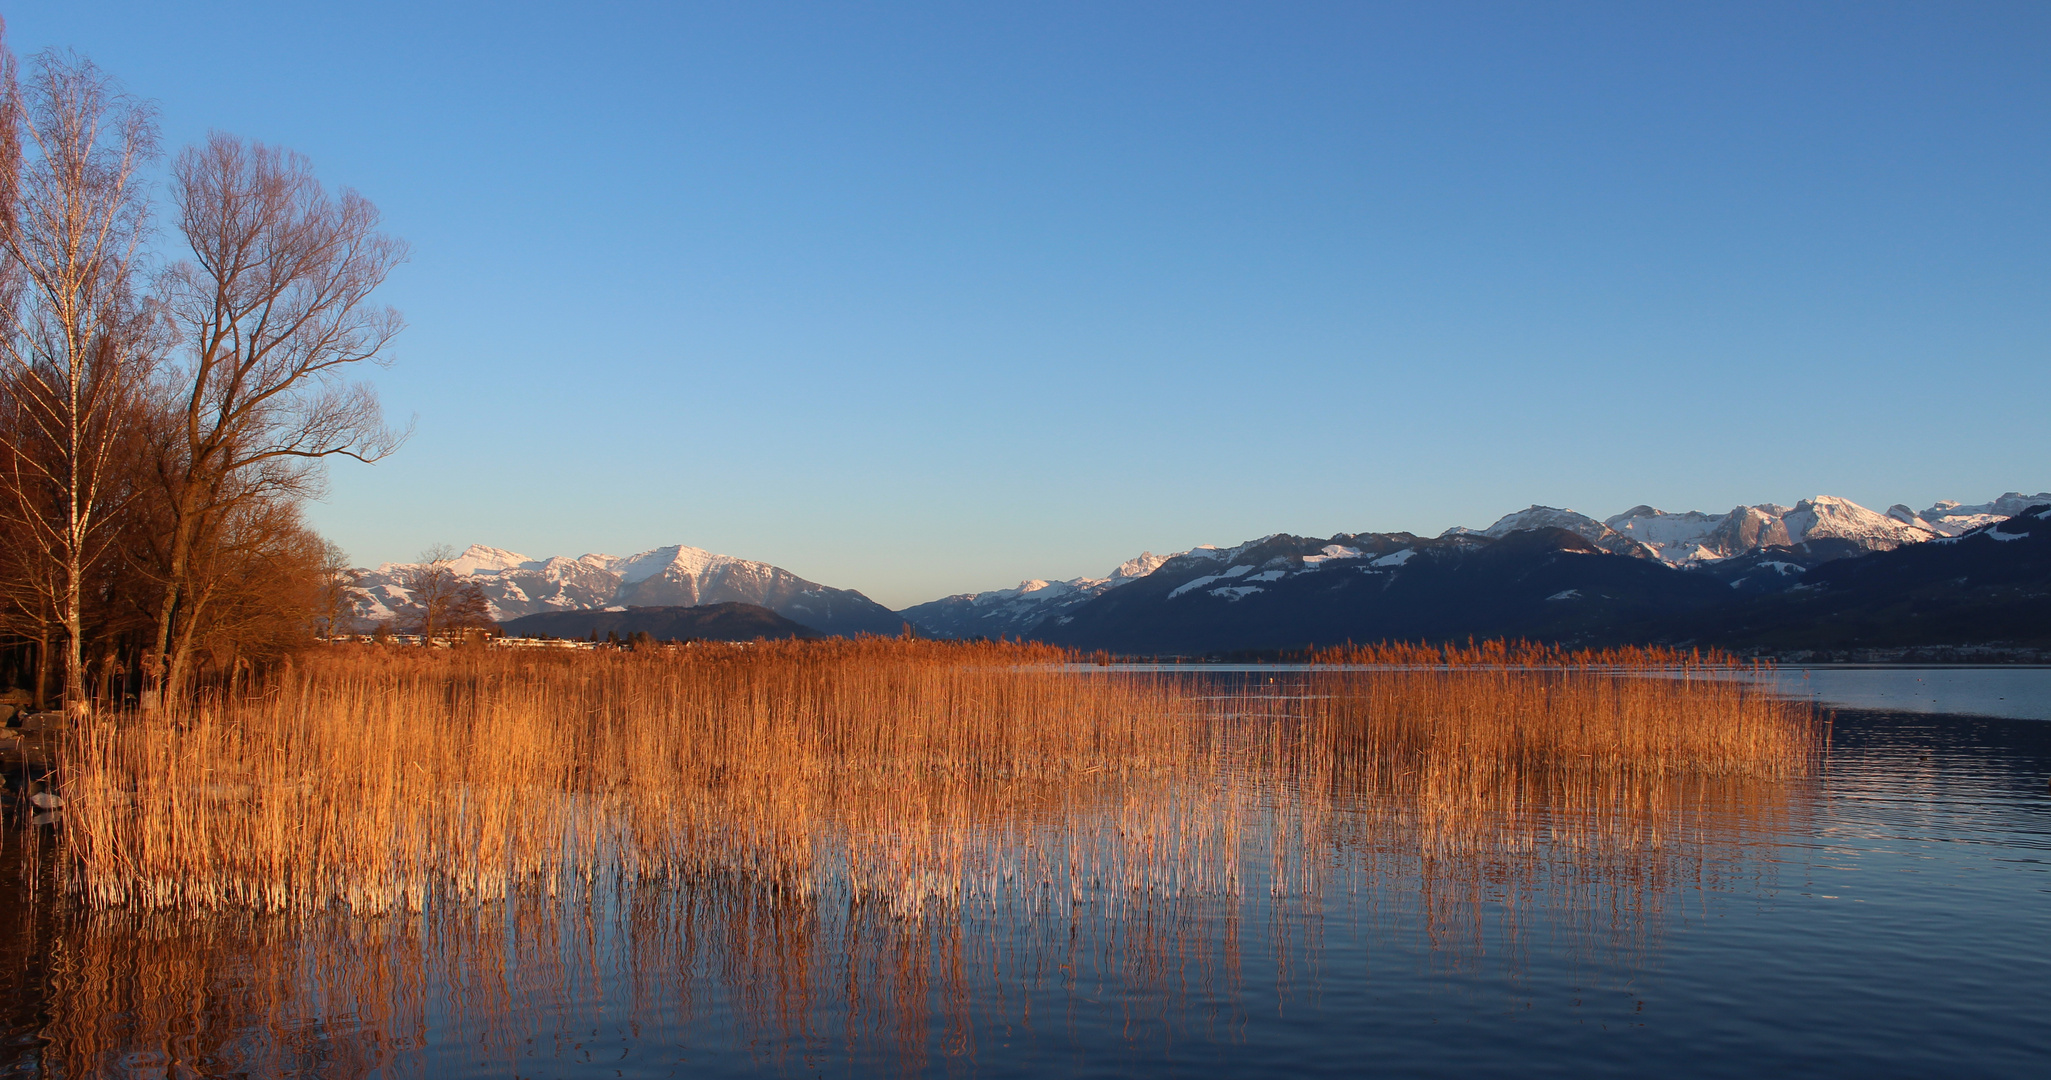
xmin=1087 ymin=662 xmax=2051 ymax=722
xmin=1759 ymin=665 xmax=2051 ymax=721
xmin=4 ymin=668 xmax=2048 ymax=1078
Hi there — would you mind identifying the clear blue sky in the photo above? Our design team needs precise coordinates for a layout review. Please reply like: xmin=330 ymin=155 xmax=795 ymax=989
xmin=9 ymin=2 xmax=2047 ymax=607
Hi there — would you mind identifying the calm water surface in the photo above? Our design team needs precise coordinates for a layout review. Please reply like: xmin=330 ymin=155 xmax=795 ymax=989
xmin=1760 ymin=665 xmax=2051 ymax=721
xmin=4 ymin=670 xmax=2048 ymax=1078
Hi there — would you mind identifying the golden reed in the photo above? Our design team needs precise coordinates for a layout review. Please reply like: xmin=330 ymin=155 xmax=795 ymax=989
xmin=53 ymin=639 xmax=1818 ymax=917
xmin=18 ymin=640 xmax=1822 ymax=1075
xmin=1293 ymin=641 xmax=1821 ymax=958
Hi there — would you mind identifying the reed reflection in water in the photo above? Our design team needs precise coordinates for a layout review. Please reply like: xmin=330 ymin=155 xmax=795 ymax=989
xmin=14 ymin=641 xmax=1819 ymax=1076
xmin=13 ymin=775 xmax=1808 ymax=1077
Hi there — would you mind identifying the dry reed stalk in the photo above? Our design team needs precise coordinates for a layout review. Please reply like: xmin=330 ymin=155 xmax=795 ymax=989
xmin=52 ymin=639 xmax=1817 ymax=922
xmin=1272 ymin=644 xmax=1817 ymax=963
xmin=59 ymin=641 xmax=1238 ymax=916
xmin=20 ymin=632 xmax=1823 ymax=1078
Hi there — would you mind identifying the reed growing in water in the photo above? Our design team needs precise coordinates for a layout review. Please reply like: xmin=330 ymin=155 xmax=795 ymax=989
xmin=20 ymin=641 xmax=1821 ymax=1074
xmin=52 ymin=638 xmax=1819 ymax=917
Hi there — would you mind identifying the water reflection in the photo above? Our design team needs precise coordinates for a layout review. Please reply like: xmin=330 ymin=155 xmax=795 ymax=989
xmin=5 ymin=762 xmax=1814 ymax=1078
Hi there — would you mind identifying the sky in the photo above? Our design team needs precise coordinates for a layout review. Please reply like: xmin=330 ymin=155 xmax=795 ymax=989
xmin=6 ymin=2 xmax=2047 ymax=608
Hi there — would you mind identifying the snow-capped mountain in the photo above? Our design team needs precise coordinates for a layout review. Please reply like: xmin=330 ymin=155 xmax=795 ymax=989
xmin=1597 ymin=495 xmax=1938 ymax=565
xmin=1442 ymin=506 xmax=1658 ymax=559
xmin=1452 ymin=493 xmax=2051 ymax=568
xmin=1033 ymin=526 xmax=1726 ymax=654
xmin=898 ymin=551 xmax=1172 ymax=641
xmin=908 ymin=490 xmax=2045 ymax=642
xmin=349 ymin=544 xmax=904 ymax=637
xmin=1030 ymin=499 xmax=2051 ymax=656
xmin=1677 ymin=503 xmax=2051 ymax=656
xmin=344 ymin=490 xmax=2044 ymax=645
xmin=1897 ymin=493 xmax=2051 ymax=536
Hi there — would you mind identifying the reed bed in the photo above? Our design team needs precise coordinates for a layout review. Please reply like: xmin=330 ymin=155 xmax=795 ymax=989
xmin=52 ymin=639 xmax=1818 ymax=919
xmin=1305 ymin=640 xmax=1818 ymax=847
xmin=20 ymin=641 xmax=1825 ymax=1074
xmin=60 ymin=640 xmax=1247 ymax=915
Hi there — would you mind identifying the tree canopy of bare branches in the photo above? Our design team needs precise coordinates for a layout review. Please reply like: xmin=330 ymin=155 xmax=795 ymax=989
xmin=0 ymin=25 xmax=412 ymax=713
xmin=148 ymin=132 xmax=407 ymax=699
xmin=0 ymin=47 xmax=159 ymax=716
xmin=315 ymin=539 xmax=360 ymax=639
xmin=398 ymin=544 xmax=496 ymax=642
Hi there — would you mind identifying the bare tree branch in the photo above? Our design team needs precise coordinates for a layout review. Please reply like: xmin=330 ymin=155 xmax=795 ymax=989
xmin=0 ymin=47 xmax=159 ymax=716
xmin=149 ymin=132 xmax=409 ymax=700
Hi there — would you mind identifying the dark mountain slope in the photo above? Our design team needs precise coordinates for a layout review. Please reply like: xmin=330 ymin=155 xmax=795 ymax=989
xmin=501 ymin=603 xmax=821 ymax=642
xmin=1673 ymin=505 xmax=2051 ymax=651
xmin=1036 ymin=528 xmax=1733 ymax=654
xmin=1687 ymin=537 xmax=1876 ymax=596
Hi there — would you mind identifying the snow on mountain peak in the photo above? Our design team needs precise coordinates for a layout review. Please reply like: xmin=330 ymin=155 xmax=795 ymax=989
xmin=1450 ymin=506 xmax=1655 ymax=559
xmin=1301 ymin=544 xmax=1365 ymax=567
xmin=1476 ymin=505 xmax=1606 ymax=540
xmin=1456 ymin=491 xmax=2039 ymax=568
xmin=894 ymin=544 xmax=1187 ymax=639
xmin=907 ymin=489 xmax=2043 ymax=642
xmin=345 ymin=540 xmax=901 ymax=637
xmin=1600 ymin=495 xmax=1935 ymax=562
xmin=599 ymin=544 xmax=721 ymax=584
xmin=1914 ymin=492 xmax=2051 ymax=536
xmin=1110 ymin=551 xmax=1171 ymax=583
xmin=451 ymin=545 xmax=538 ymax=577
xmin=1601 ymin=506 xmax=1732 ymax=564
xmin=1781 ymin=496 xmax=1934 ymax=548
xmin=980 ymin=551 xmax=1180 ymax=607
xmin=1010 ymin=579 xmax=1084 ymax=599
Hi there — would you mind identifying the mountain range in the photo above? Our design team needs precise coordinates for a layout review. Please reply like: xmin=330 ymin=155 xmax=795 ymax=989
xmin=347 ymin=490 xmax=2048 ymax=654
xmin=1653 ymin=504 xmax=2051 ymax=655
xmin=900 ymin=492 xmax=2049 ymax=644
xmin=349 ymin=544 xmax=903 ymax=637
xmin=1475 ymin=493 xmax=2034 ymax=564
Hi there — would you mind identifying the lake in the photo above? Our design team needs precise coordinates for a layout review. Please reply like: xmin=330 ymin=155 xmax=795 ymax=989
xmin=1760 ymin=664 xmax=2051 ymax=721
xmin=4 ymin=666 xmax=2047 ymax=1078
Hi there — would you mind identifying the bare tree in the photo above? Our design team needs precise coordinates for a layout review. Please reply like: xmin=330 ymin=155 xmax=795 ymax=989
xmin=401 ymin=544 xmax=459 ymax=642
xmin=400 ymin=545 xmax=496 ymax=642
xmin=441 ymin=580 xmax=496 ymax=641
xmin=315 ymin=539 xmax=360 ymax=638
xmin=0 ymin=49 xmax=159 ymax=716
xmin=148 ymin=132 xmax=407 ymax=701
xmin=0 ymin=35 xmax=406 ymax=710
xmin=0 ymin=25 xmax=17 ymax=248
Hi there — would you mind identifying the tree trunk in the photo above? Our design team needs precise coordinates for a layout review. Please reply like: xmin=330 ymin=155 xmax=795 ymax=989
xmin=165 ymin=586 xmax=209 ymax=704
xmin=0 ymin=52 xmax=159 ymax=725
xmin=33 ymin=631 xmax=47 ymax=712
xmin=147 ymin=579 xmax=177 ymax=707
xmin=146 ymin=503 xmax=199 ymax=710
xmin=62 ymin=550 xmax=87 ymax=719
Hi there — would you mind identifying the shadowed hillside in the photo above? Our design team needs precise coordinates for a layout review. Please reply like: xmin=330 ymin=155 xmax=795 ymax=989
xmin=500 ymin=603 xmax=821 ymax=642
